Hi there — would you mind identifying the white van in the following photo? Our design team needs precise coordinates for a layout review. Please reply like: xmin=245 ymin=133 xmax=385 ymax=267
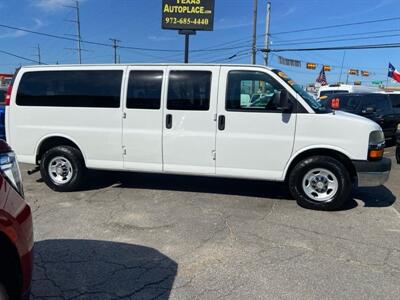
xmin=6 ymin=64 xmax=391 ymax=210
xmin=318 ymin=84 xmax=380 ymax=98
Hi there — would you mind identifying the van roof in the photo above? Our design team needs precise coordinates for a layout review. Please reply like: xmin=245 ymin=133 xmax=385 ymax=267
xmin=19 ymin=63 xmax=274 ymax=69
xmin=319 ymin=84 xmax=378 ymax=90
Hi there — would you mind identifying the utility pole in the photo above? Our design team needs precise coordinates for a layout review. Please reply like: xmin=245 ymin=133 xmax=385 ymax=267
xmin=338 ymin=51 xmax=346 ymax=83
xmin=264 ymin=2 xmax=271 ymax=66
xmin=35 ymin=44 xmax=42 ymax=65
xmin=252 ymin=0 xmax=258 ymax=65
xmin=110 ymin=38 xmax=121 ymax=64
xmin=65 ymin=1 xmax=83 ymax=64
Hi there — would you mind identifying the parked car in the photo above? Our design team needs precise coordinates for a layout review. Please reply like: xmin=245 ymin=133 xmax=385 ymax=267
xmin=6 ymin=64 xmax=391 ymax=211
xmin=322 ymin=93 xmax=400 ymax=140
xmin=318 ymin=84 xmax=379 ymax=98
xmin=0 ymin=140 xmax=33 ymax=300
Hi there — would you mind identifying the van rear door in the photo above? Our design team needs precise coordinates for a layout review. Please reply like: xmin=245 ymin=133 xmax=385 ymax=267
xmin=162 ymin=66 xmax=220 ymax=174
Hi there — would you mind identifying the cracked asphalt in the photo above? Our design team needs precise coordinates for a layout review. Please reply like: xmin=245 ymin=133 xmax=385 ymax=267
xmin=22 ymin=147 xmax=400 ymax=300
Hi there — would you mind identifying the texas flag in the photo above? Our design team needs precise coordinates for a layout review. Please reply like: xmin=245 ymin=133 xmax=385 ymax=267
xmin=388 ymin=63 xmax=400 ymax=83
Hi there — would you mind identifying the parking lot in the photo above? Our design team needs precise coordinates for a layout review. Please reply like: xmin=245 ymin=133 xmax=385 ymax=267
xmin=25 ymin=147 xmax=400 ymax=300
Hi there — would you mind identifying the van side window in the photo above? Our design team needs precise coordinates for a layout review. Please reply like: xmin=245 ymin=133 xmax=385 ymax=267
xmin=167 ymin=71 xmax=211 ymax=111
xmin=226 ymin=71 xmax=285 ymax=112
xmin=16 ymin=70 xmax=122 ymax=108
xmin=127 ymin=71 xmax=163 ymax=109
xmin=363 ymin=94 xmax=392 ymax=114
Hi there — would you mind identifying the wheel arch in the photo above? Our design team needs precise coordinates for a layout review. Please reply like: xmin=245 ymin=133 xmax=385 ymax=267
xmin=35 ymin=134 xmax=86 ymax=165
xmin=284 ymin=147 xmax=357 ymax=182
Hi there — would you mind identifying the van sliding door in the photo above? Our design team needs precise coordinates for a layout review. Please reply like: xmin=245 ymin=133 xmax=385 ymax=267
xmin=162 ymin=66 xmax=220 ymax=174
xmin=122 ymin=67 xmax=166 ymax=171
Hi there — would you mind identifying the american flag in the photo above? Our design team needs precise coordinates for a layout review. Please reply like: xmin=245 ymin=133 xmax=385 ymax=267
xmin=316 ymin=66 xmax=327 ymax=86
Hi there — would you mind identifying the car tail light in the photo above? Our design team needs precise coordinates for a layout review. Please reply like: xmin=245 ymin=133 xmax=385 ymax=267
xmin=0 ymin=151 xmax=24 ymax=197
xmin=331 ymin=98 xmax=340 ymax=110
xmin=5 ymin=84 xmax=12 ymax=106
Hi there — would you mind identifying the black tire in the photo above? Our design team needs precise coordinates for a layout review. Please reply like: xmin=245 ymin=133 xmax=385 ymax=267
xmin=396 ymin=145 xmax=400 ymax=164
xmin=288 ymin=156 xmax=352 ymax=211
xmin=40 ymin=145 xmax=86 ymax=192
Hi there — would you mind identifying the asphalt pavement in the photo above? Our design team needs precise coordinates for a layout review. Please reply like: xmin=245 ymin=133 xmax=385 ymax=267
xmin=23 ymin=147 xmax=400 ymax=300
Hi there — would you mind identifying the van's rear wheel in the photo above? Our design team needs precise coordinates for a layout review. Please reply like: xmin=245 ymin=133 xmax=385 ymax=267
xmin=288 ymin=156 xmax=351 ymax=211
xmin=40 ymin=146 xmax=86 ymax=192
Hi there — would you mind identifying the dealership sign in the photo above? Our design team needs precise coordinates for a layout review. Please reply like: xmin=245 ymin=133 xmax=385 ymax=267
xmin=162 ymin=0 xmax=215 ymax=31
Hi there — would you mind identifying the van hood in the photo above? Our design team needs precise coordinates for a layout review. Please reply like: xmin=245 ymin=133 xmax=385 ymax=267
xmin=295 ymin=110 xmax=382 ymax=161
xmin=325 ymin=110 xmax=382 ymax=132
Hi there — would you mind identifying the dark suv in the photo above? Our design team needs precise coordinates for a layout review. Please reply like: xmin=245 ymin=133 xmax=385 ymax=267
xmin=322 ymin=93 xmax=400 ymax=140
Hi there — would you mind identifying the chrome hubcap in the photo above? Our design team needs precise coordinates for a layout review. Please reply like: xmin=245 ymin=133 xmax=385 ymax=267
xmin=302 ymin=168 xmax=339 ymax=202
xmin=48 ymin=156 xmax=73 ymax=185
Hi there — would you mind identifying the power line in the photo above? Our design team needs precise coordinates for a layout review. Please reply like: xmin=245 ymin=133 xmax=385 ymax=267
xmin=207 ymin=49 xmax=254 ymax=63
xmin=270 ymin=33 xmax=400 ymax=47
xmin=0 ymin=24 xmax=181 ymax=53
xmin=0 ymin=49 xmax=42 ymax=64
xmin=269 ymin=52 xmax=388 ymax=75
xmin=0 ymin=23 xmax=260 ymax=55
xmin=272 ymin=16 xmax=400 ymax=35
xmin=271 ymin=29 xmax=400 ymax=44
xmin=265 ymin=42 xmax=400 ymax=52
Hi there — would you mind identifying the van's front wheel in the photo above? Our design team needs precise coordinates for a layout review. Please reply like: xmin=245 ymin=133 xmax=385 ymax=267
xmin=40 ymin=146 xmax=86 ymax=192
xmin=288 ymin=156 xmax=351 ymax=211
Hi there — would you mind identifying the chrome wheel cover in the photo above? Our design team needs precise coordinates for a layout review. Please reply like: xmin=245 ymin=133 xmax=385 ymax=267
xmin=302 ymin=168 xmax=339 ymax=202
xmin=48 ymin=156 xmax=73 ymax=185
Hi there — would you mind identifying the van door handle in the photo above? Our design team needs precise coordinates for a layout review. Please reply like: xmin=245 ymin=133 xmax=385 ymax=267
xmin=218 ymin=115 xmax=225 ymax=130
xmin=166 ymin=114 xmax=173 ymax=129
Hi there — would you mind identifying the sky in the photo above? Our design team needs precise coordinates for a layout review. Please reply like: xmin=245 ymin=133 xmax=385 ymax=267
xmin=0 ymin=0 xmax=400 ymax=86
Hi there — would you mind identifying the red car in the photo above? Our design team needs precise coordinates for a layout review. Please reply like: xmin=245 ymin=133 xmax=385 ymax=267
xmin=0 ymin=140 xmax=33 ymax=300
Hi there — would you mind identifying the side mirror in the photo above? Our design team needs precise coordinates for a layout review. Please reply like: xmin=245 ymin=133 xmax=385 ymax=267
xmin=273 ymin=90 xmax=291 ymax=111
xmin=362 ymin=107 xmax=376 ymax=114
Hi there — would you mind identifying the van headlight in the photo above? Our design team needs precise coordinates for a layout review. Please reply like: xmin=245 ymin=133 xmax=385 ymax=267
xmin=368 ymin=130 xmax=385 ymax=161
xmin=0 ymin=152 xmax=24 ymax=197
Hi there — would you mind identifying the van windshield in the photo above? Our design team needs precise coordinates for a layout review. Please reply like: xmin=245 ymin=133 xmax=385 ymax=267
xmin=272 ymin=69 xmax=328 ymax=113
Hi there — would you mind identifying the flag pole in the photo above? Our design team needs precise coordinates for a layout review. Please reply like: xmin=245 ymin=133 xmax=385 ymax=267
xmin=386 ymin=63 xmax=389 ymax=88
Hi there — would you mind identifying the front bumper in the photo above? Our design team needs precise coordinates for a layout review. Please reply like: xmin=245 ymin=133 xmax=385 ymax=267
xmin=353 ymin=158 xmax=391 ymax=187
